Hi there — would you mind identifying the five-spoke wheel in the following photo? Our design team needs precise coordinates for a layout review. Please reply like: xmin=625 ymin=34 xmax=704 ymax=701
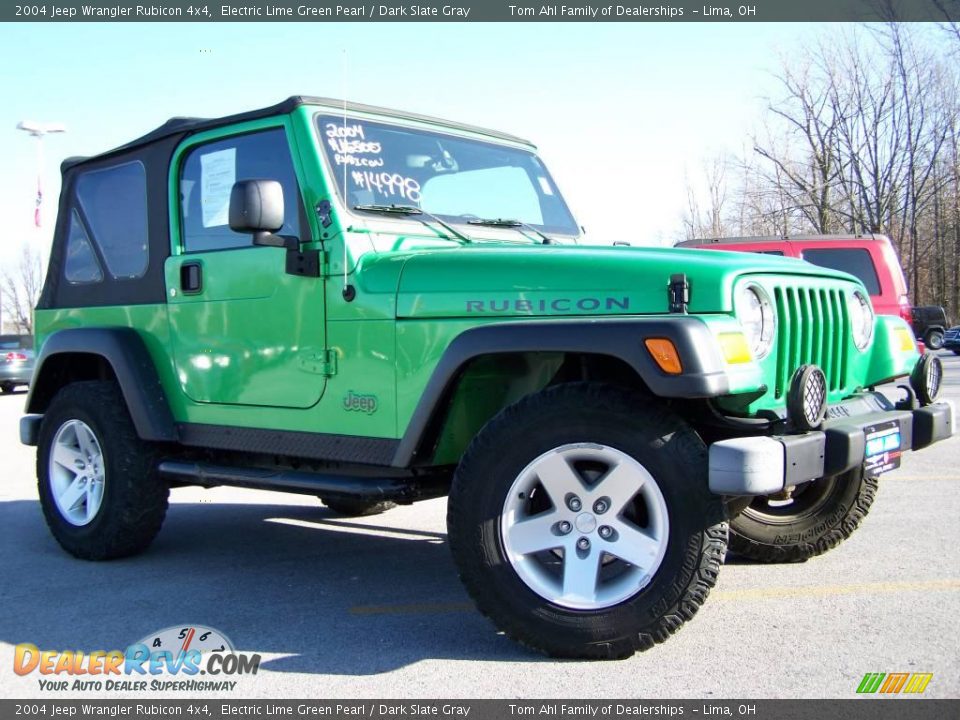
xmin=48 ymin=420 xmax=106 ymax=526
xmin=501 ymin=443 xmax=669 ymax=610
xmin=447 ymin=382 xmax=727 ymax=659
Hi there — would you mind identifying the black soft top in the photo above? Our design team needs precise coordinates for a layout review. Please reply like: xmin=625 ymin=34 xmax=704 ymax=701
xmin=62 ymin=96 xmax=533 ymax=171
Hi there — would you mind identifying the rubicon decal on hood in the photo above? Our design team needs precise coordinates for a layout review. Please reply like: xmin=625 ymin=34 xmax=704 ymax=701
xmin=466 ymin=297 xmax=630 ymax=313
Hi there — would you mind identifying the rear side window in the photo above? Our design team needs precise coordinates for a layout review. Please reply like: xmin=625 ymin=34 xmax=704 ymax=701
xmin=64 ymin=209 xmax=104 ymax=284
xmin=801 ymin=248 xmax=881 ymax=295
xmin=754 ymin=250 xmax=784 ymax=256
xmin=179 ymin=129 xmax=301 ymax=253
xmin=75 ymin=162 xmax=149 ymax=279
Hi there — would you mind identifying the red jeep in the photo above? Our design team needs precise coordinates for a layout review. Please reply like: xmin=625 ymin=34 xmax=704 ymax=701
xmin=677 ymin=234 xmax=913 ymax=325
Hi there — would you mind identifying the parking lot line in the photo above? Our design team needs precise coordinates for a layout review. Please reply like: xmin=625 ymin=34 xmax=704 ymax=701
xmin=349 ymin=579 xmax=960 ymax=616
xmin=711 ymin=578 xmax=960 ymax=601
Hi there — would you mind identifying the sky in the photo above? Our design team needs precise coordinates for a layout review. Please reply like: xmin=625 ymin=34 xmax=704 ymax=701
xmin=0 ymin=21 xmax=867 ymax=267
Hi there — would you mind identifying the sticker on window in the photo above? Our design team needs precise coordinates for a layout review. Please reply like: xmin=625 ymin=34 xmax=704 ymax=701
xmin=537 ymin=176 xmax=554 ymax=196
xmin=200 ymin=148 xmax=236 ymax=228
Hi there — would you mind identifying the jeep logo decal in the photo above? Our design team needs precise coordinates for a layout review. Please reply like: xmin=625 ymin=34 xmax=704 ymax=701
xmin=465 ymin=297 xmax=629 ymax=313
xmin=343 ymin=391 xmax=378 ymax=414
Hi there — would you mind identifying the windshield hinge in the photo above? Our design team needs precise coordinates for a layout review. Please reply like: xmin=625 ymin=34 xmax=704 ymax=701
xmin=668 ymin=274 xmax=690 ymax=314
xmin=316 ymin=200 xmax=334 ymax=229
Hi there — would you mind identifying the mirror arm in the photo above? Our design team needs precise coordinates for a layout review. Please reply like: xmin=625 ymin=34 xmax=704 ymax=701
xmin=253 ymin=232 xmax=299 ymax=250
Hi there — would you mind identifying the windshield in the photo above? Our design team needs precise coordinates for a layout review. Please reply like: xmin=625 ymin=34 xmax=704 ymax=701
xmin=316 ymin=115 xmax=580 ymax=237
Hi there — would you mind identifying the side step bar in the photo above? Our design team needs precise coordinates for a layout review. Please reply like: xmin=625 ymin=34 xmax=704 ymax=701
xmin=158 ymin=460 xmax=448 ymax=502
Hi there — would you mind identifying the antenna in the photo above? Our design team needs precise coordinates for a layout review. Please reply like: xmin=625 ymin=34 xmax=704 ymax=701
xmin=341 ymin=49 xmax=355 ymax=302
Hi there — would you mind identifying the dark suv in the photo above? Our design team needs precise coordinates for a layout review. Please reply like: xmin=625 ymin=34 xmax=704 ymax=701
xmin=911 ymin=306 xmax=949 ymax=350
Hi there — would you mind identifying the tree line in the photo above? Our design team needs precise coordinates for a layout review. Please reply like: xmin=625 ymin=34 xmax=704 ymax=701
xmin=681 ymin=24 xmax=960 ymax=324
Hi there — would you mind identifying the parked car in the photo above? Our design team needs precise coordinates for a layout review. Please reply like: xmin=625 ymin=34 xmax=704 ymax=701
xmin=0 ymin=334 xmax=35 ymax=393
xmin=20 ymin=97 xmax=952 ymax=659
xmin=911 ymin=305 xmax=949 ymax=350
xmin=676 ymin=234 xmax=913 ymax=325
xmin=944 ymin=326 xmax=960 ymax=354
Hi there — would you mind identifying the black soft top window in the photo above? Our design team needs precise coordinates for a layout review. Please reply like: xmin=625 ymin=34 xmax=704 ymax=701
xmin=75 ymin=161 xmax=149 ymax=279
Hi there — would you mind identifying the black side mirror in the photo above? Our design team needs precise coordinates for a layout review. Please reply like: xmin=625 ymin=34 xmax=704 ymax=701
xmin=229 ymin=180 xmax=288 ymax=247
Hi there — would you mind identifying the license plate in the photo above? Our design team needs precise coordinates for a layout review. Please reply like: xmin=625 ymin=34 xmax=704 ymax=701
xmin=864 ymin=420 xmax=902 ymax=474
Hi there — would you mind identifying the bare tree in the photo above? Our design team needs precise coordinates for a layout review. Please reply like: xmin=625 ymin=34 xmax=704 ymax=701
xmin=752 ymin=50 xmax=846 ymax=234
xmin=2 ymin=243 xmax=46 ymax=334
xmin=678 ymin=24 xmax=960 ymax=321
xmin=681 ymin=155 xmax=731 ymax=239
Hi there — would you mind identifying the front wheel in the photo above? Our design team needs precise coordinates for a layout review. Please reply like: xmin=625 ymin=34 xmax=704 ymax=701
xmin=447 ymin=383 xmax=727 ymax=659
xmin=728 ymin=466 xmax=877 ymax=563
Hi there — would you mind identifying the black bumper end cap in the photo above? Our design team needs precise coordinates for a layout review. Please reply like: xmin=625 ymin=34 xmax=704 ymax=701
xmin=912 ymin=402 xmax=953 ymax=451
xmin=20 ymin=414 xmax=42 ymax=446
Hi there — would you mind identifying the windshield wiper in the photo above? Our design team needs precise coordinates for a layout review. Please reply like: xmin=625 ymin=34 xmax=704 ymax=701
xmin=353 ymin=203 xmax=472 ymax=244
xmin=466 ymin=217 xmax=555 ymax=245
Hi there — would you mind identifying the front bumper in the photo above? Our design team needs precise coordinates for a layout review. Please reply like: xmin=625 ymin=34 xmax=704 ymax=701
xmin=708 ymin=394 xmax=954 ymax=495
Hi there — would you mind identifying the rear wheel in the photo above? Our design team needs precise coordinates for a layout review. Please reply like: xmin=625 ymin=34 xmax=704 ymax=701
xmin=37 ymin=381 xmax=169 ymax=560
xmin=447 ymin=383 xmax=727 ymax=659
xmin=1 ymin=383 xmax=15 ymax=394
xmin=925 ymin=329 xmax=944 ymax=350
xmin=728 ymin=466 xmax=877 ymax=563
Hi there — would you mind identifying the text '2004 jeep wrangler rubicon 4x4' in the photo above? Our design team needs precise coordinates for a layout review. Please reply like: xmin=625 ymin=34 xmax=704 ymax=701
xmin=22 ymin=97 xmax=953 ymax=659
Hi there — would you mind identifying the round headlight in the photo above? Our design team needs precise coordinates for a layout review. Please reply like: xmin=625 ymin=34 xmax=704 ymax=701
xmin=735 ymin=285 xmax=775 ymax=360
xmin=848 ymin=291 xmax=874 ymax=351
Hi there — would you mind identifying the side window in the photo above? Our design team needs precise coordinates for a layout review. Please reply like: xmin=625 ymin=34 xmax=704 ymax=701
xmin=64 ymin=209 xmax=104 ymax=284
xmin=75 ymin=162 xmax=149 ymax=279
xmin=801 ymin=248 xmax=881 ymax=295
xmin=179 ymin=129 xmax=301 ymax=253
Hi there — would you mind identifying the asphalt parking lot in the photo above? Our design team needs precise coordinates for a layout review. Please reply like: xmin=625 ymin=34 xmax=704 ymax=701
xmin=1 ymin=355 xmax=958 ymax=699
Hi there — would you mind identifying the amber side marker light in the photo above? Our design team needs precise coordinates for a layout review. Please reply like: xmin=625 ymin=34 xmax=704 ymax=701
xmin=717 ymin=332 xmax=753 ymax=364
xmin=894 ymin=326 xmax=916 ymax=352
xmin=644 ymin=338 xmax=683 ymax=374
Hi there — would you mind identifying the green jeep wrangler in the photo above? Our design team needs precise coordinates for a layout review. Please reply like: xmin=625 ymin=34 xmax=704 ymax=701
xmin=22 ymin=97 xmax=953 ymax=659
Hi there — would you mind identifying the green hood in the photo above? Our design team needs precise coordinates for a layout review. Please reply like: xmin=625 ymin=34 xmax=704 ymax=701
xmin=390 ymin=244 xmax=857 ymax=319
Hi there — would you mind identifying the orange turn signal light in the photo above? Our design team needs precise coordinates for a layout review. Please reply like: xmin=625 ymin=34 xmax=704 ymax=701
xmin=644 ymin=338 xmax=683 ymax=374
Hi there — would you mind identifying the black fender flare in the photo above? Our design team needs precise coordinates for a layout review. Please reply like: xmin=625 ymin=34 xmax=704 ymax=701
xmin=26 ymin=327 xmax=177 ymax=443
xmin=391 ymin=316 xmax=731 ymax=466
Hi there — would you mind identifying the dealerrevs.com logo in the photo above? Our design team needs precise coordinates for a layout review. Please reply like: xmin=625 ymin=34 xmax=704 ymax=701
xmin=14 ymin=625 xmax=260 ymax=693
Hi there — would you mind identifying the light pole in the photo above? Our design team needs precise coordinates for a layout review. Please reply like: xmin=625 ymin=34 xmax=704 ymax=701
xmin=11 ymin=121 xmax=65 ymax=333
xmin=16 ymin=120 xmax=66 ymax=228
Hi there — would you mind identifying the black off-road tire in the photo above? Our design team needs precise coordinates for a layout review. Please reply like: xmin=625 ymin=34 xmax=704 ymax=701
xmin=728 ymin=466 xmax=877 ymax=563
xmin=320 ymin=497 xmax=397 ymax=517
xmin=924 ymin=329 xmax=944 ymax=350
xmin=447 ymin=382 xmax=728 ymax=660
xmin=37 ymin=381 xmax=169 ymax=560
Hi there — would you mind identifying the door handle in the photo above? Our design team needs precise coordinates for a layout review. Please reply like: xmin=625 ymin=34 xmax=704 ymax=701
xmin=180 ymin=262 xmax=203 ymax=294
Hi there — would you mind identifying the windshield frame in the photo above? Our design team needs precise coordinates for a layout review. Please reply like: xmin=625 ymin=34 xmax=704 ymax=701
xmin=313 ymin=111 xmax=581 ymax=241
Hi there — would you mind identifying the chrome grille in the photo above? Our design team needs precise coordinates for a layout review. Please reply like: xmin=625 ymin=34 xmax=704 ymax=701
xmin=772 ymin=285 xmax=848 ymax=398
